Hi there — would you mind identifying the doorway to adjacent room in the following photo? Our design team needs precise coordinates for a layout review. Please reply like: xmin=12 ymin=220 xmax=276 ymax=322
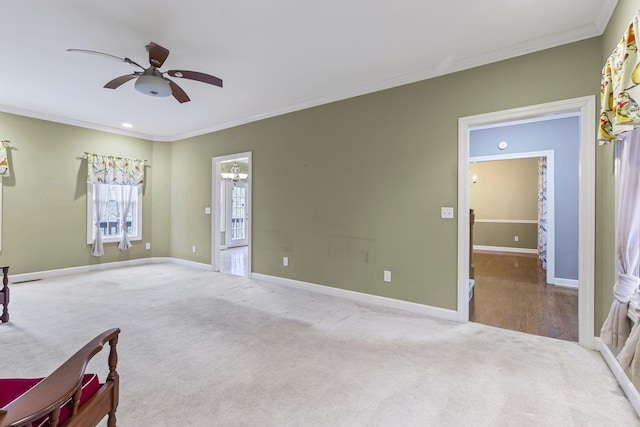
xmin=467 ymin=152 xmax=578 ymax=342
xmin=457 ymin=96 xmax=596 ymax=348
xmin=212 ymin=152 xmax=252 ymax=277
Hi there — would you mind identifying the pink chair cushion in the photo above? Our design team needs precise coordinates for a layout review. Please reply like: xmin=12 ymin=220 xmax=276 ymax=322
xmin=0 ymin=373 xmax=100 ymax=426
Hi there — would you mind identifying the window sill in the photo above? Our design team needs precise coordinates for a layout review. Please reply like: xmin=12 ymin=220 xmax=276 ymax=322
xmin=88 ymin=236 xmax=142 ymax=245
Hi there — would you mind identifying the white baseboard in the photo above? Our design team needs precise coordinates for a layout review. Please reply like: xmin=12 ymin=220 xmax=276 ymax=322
xmin=549 ymin=278 xmax=579 ymax=289
xmin=151 ymin=257 xmax=212 ymax=271
xmin=10 ymin=259 xmax=456 ymax=323
xmin=9 ymin=257 xmax=212 ymax=283
xmin=474 ymin=245 xmax=537 ymax=254
xmin=10 ymin=258 xmax=154 ymax=283
xmin=597 ymin=338 xmax=640 ymax=417
xmin=251 ymin=273 xmax=458 ymax=322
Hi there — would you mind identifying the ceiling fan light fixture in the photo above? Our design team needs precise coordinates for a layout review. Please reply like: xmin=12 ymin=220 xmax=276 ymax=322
xmin=134 ymin=75 xmax=171 ymax=97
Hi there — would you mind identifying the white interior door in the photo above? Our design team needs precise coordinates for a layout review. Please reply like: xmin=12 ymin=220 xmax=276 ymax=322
xmin=226 ymin=181 xmax=248 ymax=248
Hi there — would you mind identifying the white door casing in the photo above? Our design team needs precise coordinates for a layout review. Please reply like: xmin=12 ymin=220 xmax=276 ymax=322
xmin=457 ymin=96 xmax=596 ymax=349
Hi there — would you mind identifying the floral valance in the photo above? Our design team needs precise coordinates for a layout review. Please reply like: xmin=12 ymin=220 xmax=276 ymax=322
xmin=87 ymin=153 xmax=144 ymax=186
xmin=600 ymin=13 xmax=640 ymax=143
xmin=0 ymin=141 xmax=9 ymax=178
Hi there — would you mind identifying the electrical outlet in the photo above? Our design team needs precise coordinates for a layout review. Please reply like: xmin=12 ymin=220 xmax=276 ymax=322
xmin=384 ymin=270 xmax=392 ymax=282
xmin=441 ymin=207 xmax=454 ymax=219
xmin=514 ymin=236 xmax=519 ymax=242
xmin=283 ymin=257 xmax=289 ymax=266
xmin=192 ymin=245 xmax=196 ymax=253
xmin=145 ymin=242 xmax=151 ymax=250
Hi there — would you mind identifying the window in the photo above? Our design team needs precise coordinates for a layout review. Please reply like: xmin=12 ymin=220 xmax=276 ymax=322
xmin=231 ymin=185 xmax=246 ymax=240
xmin=87 ymin=183 xmax=142 ymax=244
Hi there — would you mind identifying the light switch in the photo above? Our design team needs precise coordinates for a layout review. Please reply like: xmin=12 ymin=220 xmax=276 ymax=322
xmin=205 ymin=207 xmax=211 ymax=214
xmin=441 ymin=207 xmax=454 ymax=219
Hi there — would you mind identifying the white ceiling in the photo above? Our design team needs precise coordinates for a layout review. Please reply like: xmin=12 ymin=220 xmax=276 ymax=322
xmin=1 ymin=1 xmax=616 ymax=141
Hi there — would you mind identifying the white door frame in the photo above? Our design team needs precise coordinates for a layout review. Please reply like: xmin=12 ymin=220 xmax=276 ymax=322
xmin=458 ymin=96 xmax=596 ymax=349
xmin=212 ymin=152 xmax=252 ymax=277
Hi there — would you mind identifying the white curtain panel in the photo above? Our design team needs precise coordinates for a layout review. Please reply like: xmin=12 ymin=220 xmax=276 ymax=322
xmin=91 ymin=184 xmax=110 ymax=257
xmin=537 ymin=157 xmax=548 ymax=270
xmin=601 ymin=129 xmax=640 ymax=363
xmin=616 ymin=131 xmax=640 ymax=375
xmin=117 ymin=185 xmax=134 ymax=251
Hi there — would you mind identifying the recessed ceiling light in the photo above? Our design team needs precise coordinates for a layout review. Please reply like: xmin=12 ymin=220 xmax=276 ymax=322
xmin=122 ymin=123 xmax=133 ymax=129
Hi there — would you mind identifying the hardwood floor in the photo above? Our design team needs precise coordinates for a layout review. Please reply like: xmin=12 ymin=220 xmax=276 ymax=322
xmin=469 ymin=251 xmax=578 ymax=342
xmin=220 ymin=246 xmax=248 ymax=276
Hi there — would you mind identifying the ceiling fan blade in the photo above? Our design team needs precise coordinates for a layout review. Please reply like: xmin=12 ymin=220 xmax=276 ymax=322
xmin=67 ymin=48 xmax=125 ymax=62
xmin=167 ymin=79 xmax=190 ymax=103
xmin=148 ymin=42 xmax=170 ymax=68
xmin=104 ymin=74 xmax=137 ymax=89
xmin=67 ymin=49 xmax=145 ymax=70
xmin=167 ymin=70 xmax=223 ymax=87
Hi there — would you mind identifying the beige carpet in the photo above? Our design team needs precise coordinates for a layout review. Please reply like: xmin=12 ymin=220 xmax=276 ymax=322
xmin=0 ymin=263 xmax=637 ymax=426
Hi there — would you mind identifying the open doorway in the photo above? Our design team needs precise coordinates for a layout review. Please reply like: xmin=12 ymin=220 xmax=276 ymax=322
xmin=468 ymin=154 xmax=578 ymax=341
xmin=212 ymin=152 xmax=252 ymax=277
xmin=457 ymin=96 xmax=596 ymax=349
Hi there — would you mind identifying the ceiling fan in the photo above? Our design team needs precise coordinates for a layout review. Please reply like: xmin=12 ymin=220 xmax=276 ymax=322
xmin=67 ymin=42 xmax=223 ymax=103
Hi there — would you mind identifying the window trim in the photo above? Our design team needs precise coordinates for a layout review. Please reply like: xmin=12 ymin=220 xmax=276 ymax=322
xmin=86 ymin=183 xmax=142 ymax=245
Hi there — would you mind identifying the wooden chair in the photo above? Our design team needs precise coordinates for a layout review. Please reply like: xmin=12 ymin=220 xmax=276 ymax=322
xmin=0 ymin=328 xmax=120 ymax=427
xmin=0 ymin=266 xmax=8 ymax=323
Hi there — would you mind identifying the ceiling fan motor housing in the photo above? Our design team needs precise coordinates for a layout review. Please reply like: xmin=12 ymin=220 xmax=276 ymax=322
xmin=134 ymin=74 xmax=171 ymax=97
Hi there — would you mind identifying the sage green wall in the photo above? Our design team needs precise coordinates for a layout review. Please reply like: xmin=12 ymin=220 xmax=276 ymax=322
xmin=474 ymin=223 xmax=538 ymax=250
xmin=170 ymin=38 xmax=602 ymax=311
xmin=0 ymin=113 xmax=169 ymax=274
xmin=470 ymin=159 xmax=538 ymax=221
xmin=150 ymin=142 xmax=172 ymax=257
xmin=470 ymin=158 xmax=538 ymax=249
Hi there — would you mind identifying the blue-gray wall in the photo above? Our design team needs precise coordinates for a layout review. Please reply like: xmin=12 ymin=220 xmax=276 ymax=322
xmin=470 ymin=116 xmax=580 ymax=281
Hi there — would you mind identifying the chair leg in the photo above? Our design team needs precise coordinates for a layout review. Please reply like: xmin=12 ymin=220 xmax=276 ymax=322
xmin=0 ymin=301 xmax=7 ymax=323
xmin=0 ymin=266 xmax=8 ymax=323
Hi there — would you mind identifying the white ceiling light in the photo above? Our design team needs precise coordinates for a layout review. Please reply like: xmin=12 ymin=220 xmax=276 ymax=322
xmin=122 ymin=122 xmax=133 ymax=128
xmin=221 ymin=172 xmax=248 ymax=180
xmin=134 ymin=75 xmax=171 ymax=97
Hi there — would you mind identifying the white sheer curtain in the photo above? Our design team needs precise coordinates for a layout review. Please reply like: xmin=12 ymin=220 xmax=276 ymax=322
xmin=117 ymin=185 xmax=134 ymax=251
xmin=87 ymin=153 xmax=145 ymax=256
xmin=601 ymin=129 xmax=640 ymax=374
xmin=91 ymin=184 xmax=110 ymax=257
xmin=537 ymin=157 xmax=548 ymax=270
